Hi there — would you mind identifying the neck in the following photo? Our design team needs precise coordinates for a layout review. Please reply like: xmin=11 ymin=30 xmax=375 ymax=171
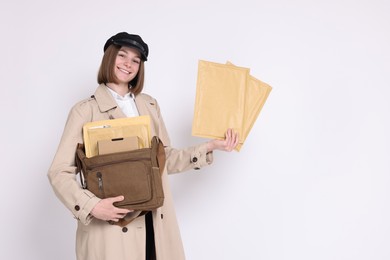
xmin=105 ymin=83 xmax=130 ymax=97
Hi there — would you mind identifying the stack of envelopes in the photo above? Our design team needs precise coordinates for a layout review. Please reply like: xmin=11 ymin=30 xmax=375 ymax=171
xmin=83 ymin=115 xmax=151 ymax=158
xmin=192 ymin=60 xmax=272 ymax=151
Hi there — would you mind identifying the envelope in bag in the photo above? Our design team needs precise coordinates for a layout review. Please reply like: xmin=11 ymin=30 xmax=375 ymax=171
xmin=83 ymin=115 xmax=151 ymax=158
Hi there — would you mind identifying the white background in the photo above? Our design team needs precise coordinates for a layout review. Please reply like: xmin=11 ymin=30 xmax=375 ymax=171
xmin=1 ymin=0 xmax=389 ymax=259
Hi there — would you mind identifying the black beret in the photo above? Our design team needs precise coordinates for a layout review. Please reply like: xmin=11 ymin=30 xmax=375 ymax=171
xmin=103 ymin=32 xmax=149 ymax=61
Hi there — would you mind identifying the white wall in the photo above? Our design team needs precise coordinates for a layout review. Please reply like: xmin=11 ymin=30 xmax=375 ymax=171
xmin=1 ymin=0 xmax=389 ymax=259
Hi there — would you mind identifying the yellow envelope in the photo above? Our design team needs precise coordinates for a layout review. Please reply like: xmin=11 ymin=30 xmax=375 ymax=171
xmin=192 ymin=60 xmax=272 ymax=151
xmin=192 ymin=60 xmax=249 ymax=144
xmin=227 ymin=62 xmax=272 ymax=150
xmin=83 ymin=115 xmax=151 ymax=158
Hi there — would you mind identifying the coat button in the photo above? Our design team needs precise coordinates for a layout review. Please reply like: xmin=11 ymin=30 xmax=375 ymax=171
xmin=192 ymin=157 xmax=198 ymax=163
xmin=74 ymin=205 xmax=80 ymax=211
xmin=122 ymin=227 xmax=128 ymax=233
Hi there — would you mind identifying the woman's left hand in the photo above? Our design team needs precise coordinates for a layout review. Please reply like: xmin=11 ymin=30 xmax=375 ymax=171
xmin=207 ymin=128 xmax=239 ymax=152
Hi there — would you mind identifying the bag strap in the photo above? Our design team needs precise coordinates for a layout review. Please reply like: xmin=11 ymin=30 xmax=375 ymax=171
xmin=75 ymin=143 xmax=87 ymax=189
xmin=151 ymin=136 xmax=166 ymax=176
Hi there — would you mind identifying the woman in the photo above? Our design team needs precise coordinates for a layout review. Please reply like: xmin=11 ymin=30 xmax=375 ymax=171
xmin=48 ymin=32 xmax=239 ymax=260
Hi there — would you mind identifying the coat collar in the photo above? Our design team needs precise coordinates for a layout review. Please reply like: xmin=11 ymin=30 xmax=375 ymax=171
xmin=93 ymin=84 xmax=148 ymax=119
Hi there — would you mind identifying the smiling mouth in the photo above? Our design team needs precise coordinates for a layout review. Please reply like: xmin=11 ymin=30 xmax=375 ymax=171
xmin=118 ymin=67 xmax=130 ymax=74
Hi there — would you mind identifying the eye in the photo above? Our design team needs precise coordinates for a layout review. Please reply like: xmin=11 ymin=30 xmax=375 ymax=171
xmin=133 ymin=59 xmax=140 ymax=64
xmin=118 ymin=50 xmax=127 ymax=57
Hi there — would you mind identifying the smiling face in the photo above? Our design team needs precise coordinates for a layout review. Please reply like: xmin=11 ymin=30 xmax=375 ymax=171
xmin=97 ymin=44 xmax=146 ymax=95
xmin=114 ymin=46 xmax=141 ymax=86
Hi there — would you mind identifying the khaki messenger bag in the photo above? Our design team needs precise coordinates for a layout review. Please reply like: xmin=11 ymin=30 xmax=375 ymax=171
xmin=75 ymin=136 xmax=166 ymax=226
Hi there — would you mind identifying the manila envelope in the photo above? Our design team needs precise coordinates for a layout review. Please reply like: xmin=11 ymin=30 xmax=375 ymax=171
xmin=98 ymin=136 xmax=140 ymax=155
xmin=192 ymin=60 xmax=249 ymax=145
xmin=227 ymin=61 xmax=272 ymax=150
xmin=83 ymin=115 xmax=151 ymax=158
xmin=192 ymin=60 xmax=272 ymax=151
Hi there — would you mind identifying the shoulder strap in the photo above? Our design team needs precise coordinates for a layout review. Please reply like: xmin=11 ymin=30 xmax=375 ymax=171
xmin=75 ymin=143 xmax=87 ymax=188
xmin=150 ymin=136 xmax=166 ymax=176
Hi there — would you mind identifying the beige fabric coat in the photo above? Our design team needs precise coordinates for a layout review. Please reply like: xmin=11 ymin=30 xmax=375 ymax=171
xmin=48 ymin=84 xmax=213 ymax=260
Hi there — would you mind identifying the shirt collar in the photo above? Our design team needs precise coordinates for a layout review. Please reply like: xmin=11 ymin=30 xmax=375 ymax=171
xmin=105 ymin=85 xmax=132 ymax=101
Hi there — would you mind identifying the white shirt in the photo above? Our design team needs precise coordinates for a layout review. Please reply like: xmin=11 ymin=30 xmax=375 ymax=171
xmin=106 ymin=86 xmax=139 ymax=117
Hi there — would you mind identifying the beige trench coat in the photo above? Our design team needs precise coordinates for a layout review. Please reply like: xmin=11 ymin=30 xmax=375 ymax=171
xmin=48 ymin=84 xmax=213 ymax=260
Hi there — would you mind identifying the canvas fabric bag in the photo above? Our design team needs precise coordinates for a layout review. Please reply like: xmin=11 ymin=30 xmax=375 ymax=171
xmin=75 ymin=136 xmax=166 ymax=226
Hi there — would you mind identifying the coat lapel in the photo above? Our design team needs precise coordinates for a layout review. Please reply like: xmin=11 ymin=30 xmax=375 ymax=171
xmin=134 ymin=95 xmax=148 ymax=116
xmin=93 ymin=84 xmax=127 ymax=119
xmin=135 ymin=94 xmax=158 ymax=137
xmin=94 ymin=84 xmax=157 ymax=136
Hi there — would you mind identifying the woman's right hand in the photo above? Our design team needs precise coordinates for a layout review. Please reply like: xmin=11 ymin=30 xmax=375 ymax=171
xmin=90 ymin=195 xmax=133 ymax=222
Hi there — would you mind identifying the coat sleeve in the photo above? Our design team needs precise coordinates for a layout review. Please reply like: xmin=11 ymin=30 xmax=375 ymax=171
xmin=164 ymin=144 xmax=214 ymax=174
xmin=152 ymin=98 xmax=214 ymax=174
xmin=47 ymin=100 xmax=101 ymax=225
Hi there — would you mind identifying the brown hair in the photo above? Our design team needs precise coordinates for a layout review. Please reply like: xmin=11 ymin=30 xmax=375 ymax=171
xmin=97 ymin=45 xmax=145 ymax=95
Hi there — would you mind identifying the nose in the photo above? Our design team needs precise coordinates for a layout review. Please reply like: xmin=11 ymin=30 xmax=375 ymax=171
xmin=123 ymin=59 xmax=131 ymax=68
